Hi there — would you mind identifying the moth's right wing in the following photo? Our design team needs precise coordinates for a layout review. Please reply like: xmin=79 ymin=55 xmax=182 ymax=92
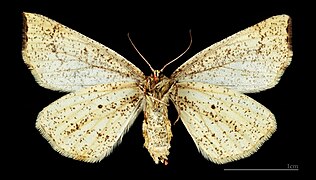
xmin=171 ymin=15 xmax=292 ymax=93
xmin=36 ymin=82 xmax=144 ymax=163
xmin=22 ymin=12 xmax=145 ymax=92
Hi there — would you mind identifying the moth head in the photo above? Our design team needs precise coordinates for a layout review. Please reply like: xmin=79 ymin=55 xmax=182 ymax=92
xmin=153 ymin=70 xmax=162 ymax=82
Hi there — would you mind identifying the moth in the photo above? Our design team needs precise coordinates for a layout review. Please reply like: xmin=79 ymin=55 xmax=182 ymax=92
xmin=22 ymin=12 xmax=292 ymax=165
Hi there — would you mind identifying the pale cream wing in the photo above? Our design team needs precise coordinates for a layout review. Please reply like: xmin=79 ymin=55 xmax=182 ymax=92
xmin=170 ymin=82 xmax=276 ymax=164
xmin=22 ymin=12 xmax=145 ymax=92
xmin=171 ymin=15 xmax=292 ymax=93
xmin=36 ymin=82 xmax=143 ymax=162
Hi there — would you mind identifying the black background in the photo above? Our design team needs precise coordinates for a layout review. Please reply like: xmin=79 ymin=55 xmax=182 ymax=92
xmin=9 ymin=0 xmax=307 ymax=178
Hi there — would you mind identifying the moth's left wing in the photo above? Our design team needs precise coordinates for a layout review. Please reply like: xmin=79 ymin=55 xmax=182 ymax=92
xmin=36 ymin=82 xmax=143 ymax=162
xmin=171 ymin=15 xmax=292 ymax=93
xmin=170 ymin=82 xmax=276 ymax=164
xmin=22 ymin=12 xmax=145 ymax=92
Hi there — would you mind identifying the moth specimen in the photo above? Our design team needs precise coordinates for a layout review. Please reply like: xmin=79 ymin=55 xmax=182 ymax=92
xmin=22 ymin=12 xmax=292 ymax=164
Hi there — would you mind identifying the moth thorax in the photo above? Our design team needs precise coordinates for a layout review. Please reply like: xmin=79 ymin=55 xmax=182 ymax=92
xmin=145 ymin=71 xmax=173 ymax=99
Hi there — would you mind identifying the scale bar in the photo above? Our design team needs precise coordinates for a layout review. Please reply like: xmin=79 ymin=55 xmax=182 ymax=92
xmin=224 ymin=169 xmax=299 ymax=171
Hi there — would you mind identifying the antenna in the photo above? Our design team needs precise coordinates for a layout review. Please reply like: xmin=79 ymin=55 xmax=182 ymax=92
xmin=160 ymin=30 xmax=192 ymax=72
xmin=127 ymin=33 xmax=155 ymax=73
xmin=127 ymin=30 xmax=192 ymax=73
